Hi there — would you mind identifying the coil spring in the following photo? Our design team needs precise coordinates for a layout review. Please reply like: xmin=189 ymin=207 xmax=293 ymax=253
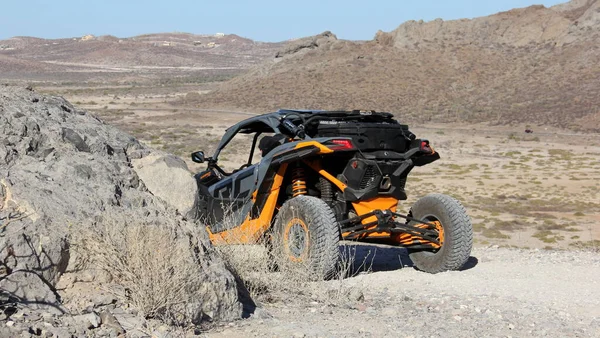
xmin=291 ymin=165 xmax=307 ymax=197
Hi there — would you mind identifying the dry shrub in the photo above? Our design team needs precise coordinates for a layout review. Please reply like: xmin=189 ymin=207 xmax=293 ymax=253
xmin=213 ymin=205 xmax=372 ymax=306
xmin=218 ymin=240 xmax=372 ymax=306
xmin=71 ymin=213 xmax=210 ymax=325
xmin=184 ymin=91 xmax=202 ymax=103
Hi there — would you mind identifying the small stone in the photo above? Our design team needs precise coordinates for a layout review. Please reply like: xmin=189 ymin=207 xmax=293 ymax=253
xmin=6 ymin=320 xmax=14 ymax=326
xmin=453 ymin=315 xmax=462 ymax=321
xmin=508 ymin=323 xmax=515 ymax=330
xmin=251 ymin=307 xmax=272 ymax=319
xmin=99 ymin=312 xmax=124 ymax=335
xmin=72 ymin=313 xmax=102 ymax=329
xmin=348 ymin=289 xmax=365 ymax=302
xmin=26 ymin=313 xmax=41 ymax=322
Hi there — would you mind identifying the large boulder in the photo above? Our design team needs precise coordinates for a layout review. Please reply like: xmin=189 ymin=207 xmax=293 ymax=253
xmin=0 ymin=85 xmax=243 ymax=324
xmin=131 ymin=153 xmax=196 ymax=214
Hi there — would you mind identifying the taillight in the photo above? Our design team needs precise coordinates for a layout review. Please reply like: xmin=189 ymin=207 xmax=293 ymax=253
xmin=420 ymin=140 xmax=435 ymax=154
xmin=328 ymin=139 xmax=354 ymax=150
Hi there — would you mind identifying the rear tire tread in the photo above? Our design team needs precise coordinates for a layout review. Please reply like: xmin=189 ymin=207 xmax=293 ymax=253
xmin=274 ymin=195 xmax=339 ymax=279
xmin=408 ymin=193 xmax=473 ymax=273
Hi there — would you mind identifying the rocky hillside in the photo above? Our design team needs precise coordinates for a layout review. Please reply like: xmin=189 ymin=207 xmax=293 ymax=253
xmin=197 ymin=0 xmax=600 ymax=131
xmin=384 ymin=0 xmax=600 ymax=48
xmin=0 ymin=85 xmax=245 ymax=336
xmin=0 ymin=33 xmax=284 ymax=82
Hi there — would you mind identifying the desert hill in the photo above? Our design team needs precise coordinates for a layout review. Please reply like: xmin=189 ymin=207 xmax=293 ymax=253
xmin=197 ymin=0 xmax=600 ymax=131
xmin=0 ymin=33 xmax=284 ymax=82
xmin=385 ymin=0 xmax=600 ymax=48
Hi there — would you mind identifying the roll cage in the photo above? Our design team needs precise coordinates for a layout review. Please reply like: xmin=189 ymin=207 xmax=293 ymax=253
xmin=211 ymin=109 xmax=398 ymax=162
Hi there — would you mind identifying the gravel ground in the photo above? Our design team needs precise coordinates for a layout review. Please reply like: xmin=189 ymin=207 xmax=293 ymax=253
xmin=206 ymin=245 xmax=600 ymax=338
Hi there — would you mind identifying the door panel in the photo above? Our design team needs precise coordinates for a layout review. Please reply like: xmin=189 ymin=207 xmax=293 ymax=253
xmin=207 ymin=166 xmax=258 ymax=233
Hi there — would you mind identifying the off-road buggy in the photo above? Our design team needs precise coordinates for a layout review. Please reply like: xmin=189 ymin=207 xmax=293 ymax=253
xmin=189 ymin=110 xmax=473 ymax=278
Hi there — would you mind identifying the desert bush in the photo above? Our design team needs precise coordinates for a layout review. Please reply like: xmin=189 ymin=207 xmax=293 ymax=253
xmin=216 ymin=240 xmax=369 ymax=306
xmin=70 ymin=213 xmax=211 ymax=325
xmin=185 ymin=91 xmax=202 ymax=101
xmin=212 ymin=205 xmax=369 ymax=306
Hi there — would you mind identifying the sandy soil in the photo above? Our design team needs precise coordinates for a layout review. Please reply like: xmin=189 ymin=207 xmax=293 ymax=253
xmin=206 ymin=245 xmax=600 ymax=337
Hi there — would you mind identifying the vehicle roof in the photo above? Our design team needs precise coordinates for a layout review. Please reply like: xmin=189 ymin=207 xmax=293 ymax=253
xmin=227 ymin=109 xmax=396 ymax=134
xmin=213 ymin=109 xmax=399 ymax=160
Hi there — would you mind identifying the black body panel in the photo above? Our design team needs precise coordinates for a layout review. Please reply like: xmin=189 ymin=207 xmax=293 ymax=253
xmin=314 ymin=121 xmax=414 ymax=153
xmin=340 ymin=156 xmax=410 ymax=202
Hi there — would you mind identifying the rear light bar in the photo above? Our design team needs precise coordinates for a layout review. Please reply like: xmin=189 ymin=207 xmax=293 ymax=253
xmin=328 ymin=139 xmax=354 ymax=150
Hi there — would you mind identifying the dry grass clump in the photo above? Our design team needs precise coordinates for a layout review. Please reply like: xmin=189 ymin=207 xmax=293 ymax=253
xmin=205 ymin=203 xmax=369 ymax=306
xmin=215 ymin=231 xmax=370 ymax=306
xmin=570 ymin=239 xmax=600 ymax=252
xmin=70 ymin=213 xmax=211 ymax=325
xmin=217 ymin=241 xmax=367 ymax=305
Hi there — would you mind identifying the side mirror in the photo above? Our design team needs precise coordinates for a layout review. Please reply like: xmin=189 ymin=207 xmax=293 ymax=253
xmin=191 ymin=151 xmax=206 ymax=163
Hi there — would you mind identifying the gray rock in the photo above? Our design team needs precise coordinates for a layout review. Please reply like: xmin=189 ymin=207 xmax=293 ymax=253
xmin=71 ymin=312 xmax=101 ymax=329
xmin=0 ymin=86 xmax=243 ymax=324
xmin=0 ymin=271 xmax=65 ymax=315
xmin=113 ymin=312 xmax=146 ymax=332
xmin=131 ymin=153 xmax=196 ymax=214
xmin=99 ymin=311 xmax=125 ymax=335
xmin=61 ymin=128 xmax=90 ymax=152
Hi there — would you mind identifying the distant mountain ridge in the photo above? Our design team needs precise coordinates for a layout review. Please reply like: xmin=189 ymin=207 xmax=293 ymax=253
xmin=0 ymin=33 xmax=284 ymax=82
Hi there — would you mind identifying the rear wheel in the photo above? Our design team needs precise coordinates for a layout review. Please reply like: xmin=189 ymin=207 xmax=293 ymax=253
xmin=273 ymin=195 xmax=339 ymax=280
xmin=408 ymin=194 xmax=473 ymax=273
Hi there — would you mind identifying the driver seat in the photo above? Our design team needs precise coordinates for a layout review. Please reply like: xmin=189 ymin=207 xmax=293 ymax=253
xmin=258 ymin=134 xmax=288 ymax=157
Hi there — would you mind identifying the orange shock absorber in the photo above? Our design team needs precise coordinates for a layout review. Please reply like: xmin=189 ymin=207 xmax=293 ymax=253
xmin=291 ymin=164 xmax=307 ymax=197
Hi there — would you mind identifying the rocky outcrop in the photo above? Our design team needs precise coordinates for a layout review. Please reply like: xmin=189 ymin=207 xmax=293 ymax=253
xmin=275 ymin=31 xmax=338 ymax=58
xmin=0 ymin=85 xmax=244 ymax=334
xmin=378 ymin=0 xmax=600 ymax=49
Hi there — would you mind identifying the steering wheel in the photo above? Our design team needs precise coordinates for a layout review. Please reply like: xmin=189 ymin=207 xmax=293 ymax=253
xmin=230 ymin=163 xmax=251 ymax=175
xmin=238 ymin=163 xmax=251 ymax=170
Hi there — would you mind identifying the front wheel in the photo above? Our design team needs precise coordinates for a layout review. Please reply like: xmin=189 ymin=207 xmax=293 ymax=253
xmin=408 ymin=194 xmax=473 ymax=273
xmin=273 ymin=195 xmax=339 ymax=280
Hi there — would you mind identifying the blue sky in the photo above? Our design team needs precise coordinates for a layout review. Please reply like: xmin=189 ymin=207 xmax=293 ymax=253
xmin=0 ymin=0 xmax=567 ymax=42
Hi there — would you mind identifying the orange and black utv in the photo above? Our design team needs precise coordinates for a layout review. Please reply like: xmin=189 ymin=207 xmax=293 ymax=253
xmin=189 ymin=110 xmax=473 ymax=278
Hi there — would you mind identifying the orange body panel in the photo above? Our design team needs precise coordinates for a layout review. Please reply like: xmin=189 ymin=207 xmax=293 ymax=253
xmin=208 ymin=163 xmax=288 ymax=244
xmin=352 ymin=197 xmax=398 ymax=224
xmin=293 ymin=141 xmax=334 ymax=154
xmin=206 ymin=141 xmax=333 ymax=245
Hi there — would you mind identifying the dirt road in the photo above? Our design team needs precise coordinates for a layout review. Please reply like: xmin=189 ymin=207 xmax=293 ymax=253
xmin=207 ymin=245 xmax=600 ymax=337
